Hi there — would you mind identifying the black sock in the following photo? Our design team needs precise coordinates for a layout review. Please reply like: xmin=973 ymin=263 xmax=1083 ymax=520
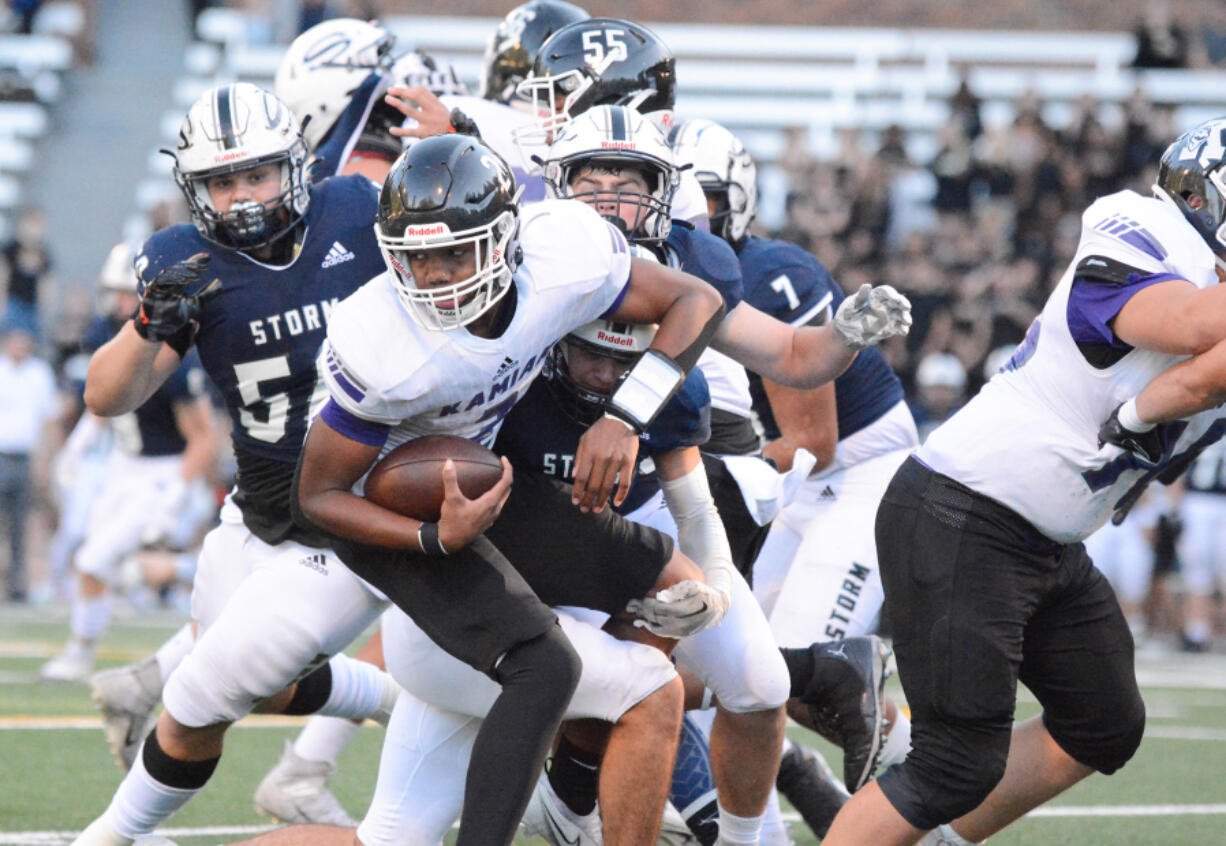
xmin=780 ymin=646 xmax=816 ymax=699
xmin=548 ymin=734 xmax=600 ymax=815
xmin=282 ymin=662 xmax=332 ymax=715
xmin=142 ymin=727 xmax=219 ymax=790
xmin=456 ymin=625 xmax=581 ymax=846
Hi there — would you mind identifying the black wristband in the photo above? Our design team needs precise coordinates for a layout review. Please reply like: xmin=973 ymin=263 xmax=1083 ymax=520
xmin=417 ymin=522 xmax=450 ymax=557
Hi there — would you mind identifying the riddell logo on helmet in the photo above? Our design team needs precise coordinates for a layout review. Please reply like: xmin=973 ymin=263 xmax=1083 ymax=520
xmin=600 ymin=141 xmax=637 ymax=151
xmin=404 ymin=224 xmax=449 ymax=237
xmin=597 ymin=330 xmax=634 ymax=346
xmin=213 ymin=151 xmax=250 ymax=163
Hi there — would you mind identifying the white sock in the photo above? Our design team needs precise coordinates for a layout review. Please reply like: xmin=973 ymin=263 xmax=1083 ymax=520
xmin=716 ymin=802 xmax=763 ymax=846
xmin=155 ymin=623 xmax=195 ymax=683
xmin=71 ymin=593 xmax=112 ymax=642
xmin=105 ymin=748 xmax=200 ymax=837
xmin=937 ymin=823 xmax=979 ymax=845
xmin=879 ymin=708 xmax=913 ymax=769
xmin=292 ymin=715 xmax=363 ymax=766
xmin=319 ymin=654 xmax=398 ymax=724
xmin=758 ymin=789 xmax=790 ymax=846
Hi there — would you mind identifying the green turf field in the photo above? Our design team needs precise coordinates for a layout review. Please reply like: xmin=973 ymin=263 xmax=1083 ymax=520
xmin=3 ymin=605 xmax=1225 ymax=845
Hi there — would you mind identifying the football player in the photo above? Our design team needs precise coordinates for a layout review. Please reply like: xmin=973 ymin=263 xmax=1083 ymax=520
xmin=826 ymin=119 xmax=1226 ymax=846
xmin=671 ymin=117 xmax=917 ymax=831
xmin=40 ymin=243 xmax=218 ymax=685
xmin=70 ymin=84 xmax=399 ymax=846
xmin=289 ymin=131 xmax=733 ymax=846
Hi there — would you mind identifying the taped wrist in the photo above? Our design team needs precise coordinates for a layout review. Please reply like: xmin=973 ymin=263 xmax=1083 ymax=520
xmin=417 ymin=521 xmax=450 ymax=556
xmin=659 ymin=462 xmax=735 ymax=600
xmin=606 ymin=349 xmax=685 ymax=433
xmin=1118 ymin=397 xmax=1154 ymax=433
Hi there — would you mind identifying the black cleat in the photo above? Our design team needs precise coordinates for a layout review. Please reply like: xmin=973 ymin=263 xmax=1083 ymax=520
xmin=775 ymin=741 xmax=850 ymax=838
xmin=797 ymin=635 xmax=890 ymax=792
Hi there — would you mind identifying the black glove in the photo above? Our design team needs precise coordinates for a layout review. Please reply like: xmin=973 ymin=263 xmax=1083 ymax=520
xmin=134 ymin=252 xmax=222 ymax=343
xmin=448 ymin=108 xmax=482 ymax=140
xmin=1098 ymin=403 xmax=1163 ymax=466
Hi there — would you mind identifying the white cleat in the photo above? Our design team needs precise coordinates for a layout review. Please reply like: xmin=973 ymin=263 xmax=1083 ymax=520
xmin=40 ymin=645 xmax=95 ymax=683
xmin=657 ymin=802 xmax=699 ymax=846
xmin=521 ymin=771 xmax=604 ymax=846
xmin=254 ymin=740 xmax=357 ymax=826
xmin=90 ymin=655 xmax=163 ymax=770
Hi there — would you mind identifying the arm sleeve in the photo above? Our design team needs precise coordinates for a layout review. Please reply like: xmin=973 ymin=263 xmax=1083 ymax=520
xmin=1067 ymin=267 xmax=1186 ymax=349
xmin=659 ymin=460 xmax=735 ymax=600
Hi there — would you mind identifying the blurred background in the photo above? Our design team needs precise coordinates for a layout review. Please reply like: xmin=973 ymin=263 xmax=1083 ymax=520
xmin=2 ymin=0 xmax=1225 ymax=651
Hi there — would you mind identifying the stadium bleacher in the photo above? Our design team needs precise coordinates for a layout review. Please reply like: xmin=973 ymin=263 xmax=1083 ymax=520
xmin=123 ymin=10 xmax=1226 ymax=242
xmin=0 ymin=3 xmax=80 ymax=241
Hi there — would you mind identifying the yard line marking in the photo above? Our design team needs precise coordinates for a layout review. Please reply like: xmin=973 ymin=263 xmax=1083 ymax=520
xmin=0 ymin=714 xmax=313 ymax=729
xmin=0 ymin=824 xmax=275 ymax=845
xmin=1028 ymin=803 xmax=1226 ymax=817
xmin=1144 ymin=726 xmax=1226 ymax=742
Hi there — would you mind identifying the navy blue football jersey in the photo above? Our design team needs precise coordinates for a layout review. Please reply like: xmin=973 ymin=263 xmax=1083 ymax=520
xmin=135 ymin=174 xmax=384 ymax=543
xmin=737 ymin=235 xmax=905 ymax=441
xmin=495 ymin=368 xmax=712 ymax=514
xmin=665 ymin=222 xmax=743 ymax=313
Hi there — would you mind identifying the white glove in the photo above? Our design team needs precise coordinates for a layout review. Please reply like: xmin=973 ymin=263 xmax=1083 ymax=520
xmin=832 ymin=283 xmax=913 ymax=350
xmin=626 ymin=579 xmax=730 ymax=639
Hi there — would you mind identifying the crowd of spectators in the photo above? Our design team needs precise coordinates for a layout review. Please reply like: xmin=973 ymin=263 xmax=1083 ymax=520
xmin=769 ymin=85 xmax=1181 ymax=405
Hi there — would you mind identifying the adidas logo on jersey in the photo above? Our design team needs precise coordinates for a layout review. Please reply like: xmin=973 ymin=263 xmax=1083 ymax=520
xmin=819 ymin=485 xmax=836 ymax=499
xmin=494 ymin=356 xmax=516 ymax=379
xmin=321 ymin=241 xmax=355 ymax=269
xmin=298 ymin=553 xmax=328 ymax=575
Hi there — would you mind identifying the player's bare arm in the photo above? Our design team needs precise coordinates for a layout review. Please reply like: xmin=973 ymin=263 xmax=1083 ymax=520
xmin=714 ymin=284 xmax=911 ymax=390
xmin=1112 ymin=277 xmax=1226 ymax=355
xmin=760 ymin=379 xmax=839 ymax=472
xmin=1134 ymin=336 xmax=1226 ymax=423
xmin=84 ymin=322 xmax=184 ymax=416
xmin=572 ymin=256 xmax=725 ymax=513
xmin=296 ymin=418 xmax=513 ymax=552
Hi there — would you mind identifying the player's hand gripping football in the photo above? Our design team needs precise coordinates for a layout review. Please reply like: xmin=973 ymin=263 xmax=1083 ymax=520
xmin=1098 ymin=402 xmax=1164 ymax=466
xmin=832 ymin=283 xmax=913 ymax=350
xmin=572 ymin=415 xmax=639 ymax=514
xmin=436 ymin=456 xmax=513 ymax=551
xmin=627 ymin=580 xmax=730 ymax=639
xmin=134 ymin=252 xmax=222 ymax=343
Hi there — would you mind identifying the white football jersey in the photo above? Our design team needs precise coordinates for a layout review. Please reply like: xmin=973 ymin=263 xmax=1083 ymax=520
xmin=921 ymin=190 xmax=1223 ymax=542
xmin=320 ymin=200 xmax=632 ymax=476
xmin=697 ymin=347 xmax=754 ymax=419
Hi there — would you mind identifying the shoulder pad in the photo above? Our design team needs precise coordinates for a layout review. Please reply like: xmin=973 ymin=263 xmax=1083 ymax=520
xmin=1074 ymin=254 xmax=1148 ymax=286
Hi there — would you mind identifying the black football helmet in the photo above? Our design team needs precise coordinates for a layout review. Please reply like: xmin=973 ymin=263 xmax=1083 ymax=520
xmin=1154 ymin=118 xmax=1226 ymax=262
xmin=481 ymin=0 xmax=590 ymax=105
xmin=514 ymin=18 xmax=676 ymax=149
xmin=376 ymin=134 xmax=522 ymax=330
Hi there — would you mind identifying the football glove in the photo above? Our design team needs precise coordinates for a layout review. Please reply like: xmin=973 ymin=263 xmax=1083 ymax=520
xmin=1098 ymin=403 xmax=1163 ymax=466
xmin=135 ymin=252 xmax=222 ymax=343
xmin=626 ymin=580 xmax=730 ymax=639
xmin=832 ymin=283 xmax=913 ymax=350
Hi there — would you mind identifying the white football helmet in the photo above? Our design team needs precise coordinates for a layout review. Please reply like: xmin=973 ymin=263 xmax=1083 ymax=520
xmin=274 ymin=18 xmax=397 ymax=150
xmin=542 ymin=105 xmax=679 ymax=242
xmin=170 ymin=83 xmax=309 ymax=250
xmin=670 ymin=118 xmax=757 ymax=248
xmin=551 ymin=318 xmax=658 ymax=423
xmin=99 ymin=242 xmax=138 ymax=292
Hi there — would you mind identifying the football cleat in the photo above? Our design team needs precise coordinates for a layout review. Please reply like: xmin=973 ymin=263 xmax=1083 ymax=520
xmin=40 ymin=643 xmax=96 ymax=683
xmin=657 ymin=801 xmax=699 ymax=846
xmin=797 ymin=635 xmax=891 ymax=793
xmin=90 ymin=655 xmax=163 ymax=770
xmin=521 ymin=771 xmax=604 ymax=846
xmin=775 ymin=741 xmax=850 ymax=839
xmin=254 ymin=740 xmax=357 ymax=826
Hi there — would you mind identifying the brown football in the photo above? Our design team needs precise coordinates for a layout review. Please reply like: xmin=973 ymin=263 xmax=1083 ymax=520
xmin=364 ymin=435 xmax=505 ymax=522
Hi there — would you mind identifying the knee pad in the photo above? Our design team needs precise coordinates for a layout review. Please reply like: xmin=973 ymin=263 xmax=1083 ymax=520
xmin=877 ymin=718 xmax=1009 ymax=830
xmin=496 ymin=624 xmax=582 ymax=710
xmin=1045 ymin=696 xmax=1146 ymax=775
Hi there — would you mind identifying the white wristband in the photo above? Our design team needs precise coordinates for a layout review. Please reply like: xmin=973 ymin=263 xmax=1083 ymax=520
xmin=1118 ymin=397 xmax=1155 ymax=433
xmin=607 ymin=349 xmax=685 ymax=432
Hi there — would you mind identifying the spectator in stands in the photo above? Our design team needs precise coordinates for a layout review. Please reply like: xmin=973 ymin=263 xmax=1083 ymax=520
xmin=1131 ymin=0 xmax=1189 ymax=69
xmin=1 ymin=207 xmax=52 ymax=337
xmin=949 ymin=69 xmax=982 ymax=141
xmin=0 ymin=323 xmax=57 ymax=602
xmin=11 ymin=0 xmax=42 ymax=34
xmin=909 ymin=352 xmax=966 ymax=443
